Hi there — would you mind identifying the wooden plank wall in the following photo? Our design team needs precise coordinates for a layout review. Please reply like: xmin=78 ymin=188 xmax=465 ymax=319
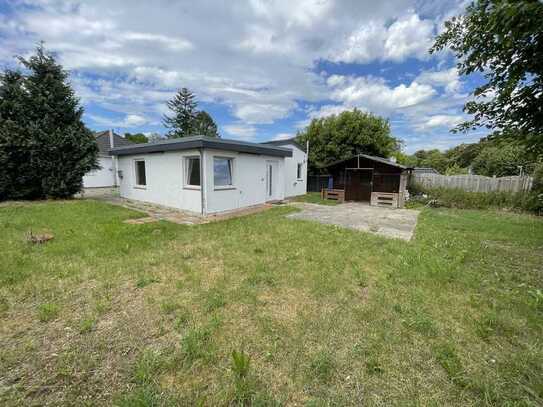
xmin=412 ymin=174 xmax=534 ymax=193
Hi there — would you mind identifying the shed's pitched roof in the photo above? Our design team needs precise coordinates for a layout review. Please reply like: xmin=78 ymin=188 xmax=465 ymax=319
xmin=261 ymin=138 xmax=306 ymax=153
xmin=324 ymin=153 xmax=411 ymax=170
xmin=110 ymin=135 xmax=292 ymax=157
xmin=413 ymin=167 xmax=440 ymax=175
xmin=95 ymin=131 xmax=133 ymax=155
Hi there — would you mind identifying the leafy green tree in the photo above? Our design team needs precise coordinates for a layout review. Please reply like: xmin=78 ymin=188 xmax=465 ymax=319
xmin=0 ymin=44 xmax=98 ymax=200
xmin=193 ymin=111 xmax=219 ymax=137
xmin=431 ymin=0 xmax=543 ymax=146
xmin=163 ymin=87 xmax=198 ymax=138
xmin=412 ymin=149 xmax=449 ymax=174
xmin=471 ymin=143 xmax=528 ymax=176
xmin=296 ymin=109 xmax=399 ymax=173
xmin=124 ymin=132 xmax=148 ymax=144
xmin=445 ymin=142 xmax=484 ymax=168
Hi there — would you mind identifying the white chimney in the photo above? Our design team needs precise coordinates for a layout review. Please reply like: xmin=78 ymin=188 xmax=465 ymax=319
xmin=389 ymin=156 xmax=397 ymax=163
xmin=109 ymin=129 xmax=114 ymax=149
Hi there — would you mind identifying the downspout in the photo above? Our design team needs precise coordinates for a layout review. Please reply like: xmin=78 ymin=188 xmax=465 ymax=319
xmin=109 ymin=129 xmax=118 ymax=187
xmin=199 ymin=147 xmax=207 ymax=216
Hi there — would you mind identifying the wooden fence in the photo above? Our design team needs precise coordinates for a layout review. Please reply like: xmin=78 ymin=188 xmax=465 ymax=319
xmin=412 ymin=174 xmax=533 ymax=193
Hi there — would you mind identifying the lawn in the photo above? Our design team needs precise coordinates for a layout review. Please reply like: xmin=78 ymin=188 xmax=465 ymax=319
xmin=0 ymin=200 xmax=542 ymax=406
xmin=291 ymin=191 xmax=339 ymax=205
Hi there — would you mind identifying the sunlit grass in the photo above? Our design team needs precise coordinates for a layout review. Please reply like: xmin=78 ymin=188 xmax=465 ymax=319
xmin=0 ymin=200 xmax=542 ymax=405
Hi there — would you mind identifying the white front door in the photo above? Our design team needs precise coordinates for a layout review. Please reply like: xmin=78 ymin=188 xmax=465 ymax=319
xmin=266 ymin=161 xmax=279 ymax=201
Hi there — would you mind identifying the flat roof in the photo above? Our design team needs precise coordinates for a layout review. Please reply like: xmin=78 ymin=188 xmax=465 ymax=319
xmin=261 ymin=138 xmax=306 ymax=152
xmin=110 ymin=135 xmax=292 ymax=158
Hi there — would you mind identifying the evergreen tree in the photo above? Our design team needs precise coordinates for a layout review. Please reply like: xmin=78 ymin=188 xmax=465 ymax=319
xmin=0 ymin=44 xmax=98 ymax=200
xmin=163 ymin=87 xmax=198 ymax=138
xmin=193 ymin=111 xmax=219 ymax=137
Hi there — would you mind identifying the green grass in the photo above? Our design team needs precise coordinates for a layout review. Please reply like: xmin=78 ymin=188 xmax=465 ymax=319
xmin=291 ymin=192 xmax=339 ymax=205
xmin=0 ymin=199 xmax=542 ymax=405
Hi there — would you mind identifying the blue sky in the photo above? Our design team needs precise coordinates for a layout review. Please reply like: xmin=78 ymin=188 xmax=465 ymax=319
xmin=0 ymin=0 xmax=487 ymax=152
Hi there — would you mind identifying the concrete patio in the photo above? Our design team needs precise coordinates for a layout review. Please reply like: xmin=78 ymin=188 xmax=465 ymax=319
xmin=287 ymin=202 xmax=420 ymax=241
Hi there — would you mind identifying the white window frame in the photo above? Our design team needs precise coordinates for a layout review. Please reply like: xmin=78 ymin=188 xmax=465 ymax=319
xmin=297 ymin=162 xmax=303 ymax=180
xmin=184 ymin=156 xmax=201 ymax=189
xmin=134 ymin=159 xmax=147 ymax=189
xmin=213 ymin=156 xmax=235 ymax=190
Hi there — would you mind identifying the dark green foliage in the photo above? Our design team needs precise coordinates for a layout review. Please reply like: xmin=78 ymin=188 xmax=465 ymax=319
xmin=163 ymin=87 xmax=219 ymax=139
xmin=296 ymin=108 xmax=400 ymax=173
xmin=193 ymin=111 xmax=219 ymax=137
xmin=471 ymin=143 xmax=529 ymax=176
xmin=409 ymin=185 xmax=542 ymax=213
xmin=0 ymin=44 xmax=98 ymax=200
xmin=124 ymin=132 xmax=148 ymax=144
xmin=408 ymin=137 xmax=537 ymax=177
xmin=431 ymin=0 xmax=543 ymax=143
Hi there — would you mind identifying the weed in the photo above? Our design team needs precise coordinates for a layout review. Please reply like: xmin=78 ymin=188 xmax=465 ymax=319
xmin=181 ymin=326 xmax=213 ymax=364
xmin=135 ymin=275 xmax=159 ymax=288
xmin=308 ymin=351 xmax=335 ymax=382
xmin=203 ymin=289 xmax=226 ymax=313
xmin=37 ymin=303 xmax=60 ymax=322
xmin=79 ymin=316 xmax=96 ymax=334
xmin=433 ymin=343 xmax=466 ymax=387
xmin=160 ymin=299 xmax=179 ymax=315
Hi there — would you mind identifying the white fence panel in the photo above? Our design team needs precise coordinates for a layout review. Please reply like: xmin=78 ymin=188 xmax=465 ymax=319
xmin=412 ymin=174 xmax=533 ymax=193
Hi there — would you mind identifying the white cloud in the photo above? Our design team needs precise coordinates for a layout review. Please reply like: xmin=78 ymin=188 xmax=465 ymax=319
xmin=331 ymin=13 xmax=435 ymax=63
xmin=416 ymin=67 xmax=462 ymax=94
xmin=0 ymin=0 xmax=477 ymax=151
xmin=326 ymin=75 xmax=436 ymax=113
xmin=414 ymin=114 xmax=464 ymax=131
xmin=87 ymin=113 xmax=149 ymax=128
xmin=272 ymin=132 xmax=294 ymax=141
xmin=222 ymin=123 xmax=257 ymax=141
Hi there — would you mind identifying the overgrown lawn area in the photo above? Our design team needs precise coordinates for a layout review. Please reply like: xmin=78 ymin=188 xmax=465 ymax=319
xmin=0 ymin=200 xmax=542 ymax=405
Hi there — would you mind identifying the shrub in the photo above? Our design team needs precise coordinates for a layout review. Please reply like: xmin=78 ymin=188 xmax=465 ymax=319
xmin=409 ymin=184 xmax=542 ymax=214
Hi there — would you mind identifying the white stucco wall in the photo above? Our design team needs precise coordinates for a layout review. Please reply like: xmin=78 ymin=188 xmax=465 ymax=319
xmin=117 ymin=150 xmax=202 ymax=213
xmin=280 ymin=143 xmax=307 ymax=197
xmin=83 ymin=156 xmax=116 ymax=188
xmin=203 ymin=149 xmax=285 ymax=214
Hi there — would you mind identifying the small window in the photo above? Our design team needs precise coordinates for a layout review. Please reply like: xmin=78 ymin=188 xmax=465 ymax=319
xmin=135 ymin=160 xmax=146 ymax=186
xmin=214 ymin=157 xmax=233 ymax=187
xmin=185 ymin=157 xmax=200 ymax=187
xmin=297 ymin=163 xmax=303 ymax=179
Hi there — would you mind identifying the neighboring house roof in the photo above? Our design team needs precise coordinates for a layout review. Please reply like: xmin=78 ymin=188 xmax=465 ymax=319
xmin=323 ymin=153 xmax=411 ymax=170
xmin=95 ymin=131 xmax=133 ymax=156
xmin=110 ymin=135 xmax=293 ymax=158
xmin=261 ymin=138 xmax=307 ymax=153
xmin=413 ymin=167 xmax=440 ymax=175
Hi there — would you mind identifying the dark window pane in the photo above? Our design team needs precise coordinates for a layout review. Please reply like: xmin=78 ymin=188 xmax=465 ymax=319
xmin=214 ymin=157 xmax=232 ymax=186
xmin=187 ymin=157 xmax=200 ymax=186
xmin=136 ymin=161 xmax=146 ymax=185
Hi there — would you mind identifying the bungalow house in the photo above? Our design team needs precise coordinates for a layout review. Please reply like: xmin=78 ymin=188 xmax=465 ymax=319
xmin=110 ymin=136 xmax=307 ymax=215
xmin=83 ymin=130 xmax=133 ymax=188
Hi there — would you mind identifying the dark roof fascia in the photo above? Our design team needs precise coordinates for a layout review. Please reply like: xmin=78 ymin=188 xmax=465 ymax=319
xmin=110 ymin=136 xmax=292 ymax=158
xmin=261 ymin=138 xmax=306 ymax=153
xmin=323 ymin=153 xmax=410 ymax=170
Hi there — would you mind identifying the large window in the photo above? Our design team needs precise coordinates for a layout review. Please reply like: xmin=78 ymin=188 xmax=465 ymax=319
xmin=135 ymin=160 xmax=146 ymax=187
xmin=297 ymin=163 xmax=303 ymax=180
xmin=214 ymin=157 xmax=233 ymax=187
xmin=185 ymin=157 xmax=200 ymax=187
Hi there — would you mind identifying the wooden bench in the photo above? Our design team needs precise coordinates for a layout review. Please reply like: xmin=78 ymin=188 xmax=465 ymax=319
xmin=321 ymin=188 xmax=345 ymax=203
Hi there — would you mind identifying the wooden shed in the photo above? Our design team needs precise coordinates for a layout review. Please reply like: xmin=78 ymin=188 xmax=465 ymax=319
xmin=321 ymin=154 xmax=412 ymax=208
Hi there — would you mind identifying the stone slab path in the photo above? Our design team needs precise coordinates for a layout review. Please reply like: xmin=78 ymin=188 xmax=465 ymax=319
xmin=287 ymin=202 xmax=420 ymax=241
